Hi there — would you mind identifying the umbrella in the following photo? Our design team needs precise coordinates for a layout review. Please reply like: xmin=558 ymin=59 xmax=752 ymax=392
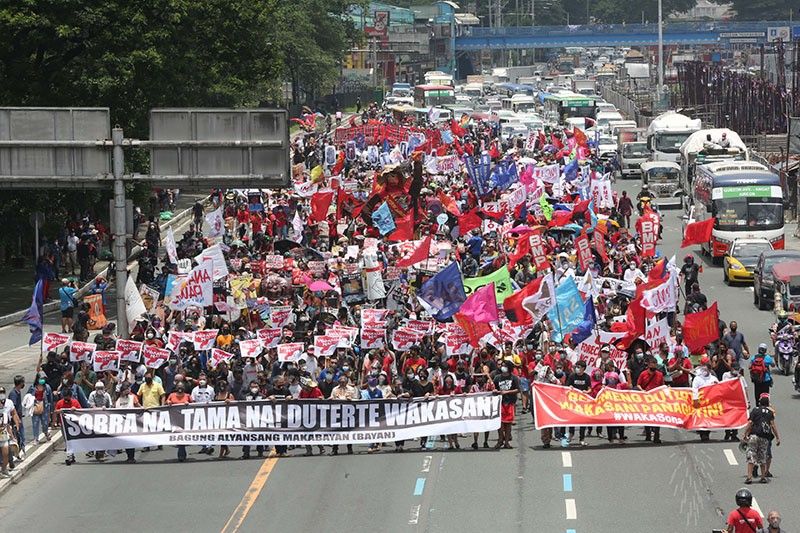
xmin=302 ymin=247 xmax=325 ymax=261
xmin=308 ymin=280 xmax=333 ymax=292
xmin=274 ymin=239 xmax=303 ymax=254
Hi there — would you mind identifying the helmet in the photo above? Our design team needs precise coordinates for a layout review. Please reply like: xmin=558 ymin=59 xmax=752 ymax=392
xmin=778 ymin=310 xmax=789 ymax=320
xmin=758 ymin=342 xmax=768 ymax=353
xmin=735 ymin=488 xmax=753 ymax=507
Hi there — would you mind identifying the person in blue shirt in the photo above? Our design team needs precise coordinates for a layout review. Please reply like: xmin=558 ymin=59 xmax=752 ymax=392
xmin=466 ymin=230 xmax=483 ymax=258
xmin=362 ymin=377 xmax=383 ymax=453
xmin=58 ymin=278 xmax=78 ymax=333
xmin=750 ymin=343 xmax=774 ymax=404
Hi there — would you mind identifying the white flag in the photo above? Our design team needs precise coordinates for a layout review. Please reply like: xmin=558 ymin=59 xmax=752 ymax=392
xmin=640 ymin=272 xmax=678 ymax=314
xmin=165 ymin=227 xmax=178 ymax=264
xmin=291 ymin=211 xmax=304 ymax=243
xmin=124 ymin=277 xmax=147 ymax=324
xmin=205 ymin=206 xmax=224 ymax=238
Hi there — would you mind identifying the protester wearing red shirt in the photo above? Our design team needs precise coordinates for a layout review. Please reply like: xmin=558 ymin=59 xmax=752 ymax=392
xmin=667 ymin=348 xmax=694 ymax=387
xmin=636 ymin=357 xmax=665 ymax=444
xmin=401 ymin=348 xmax=427 ymax=375
xmin=55 ymin=389 xmax=82 ymax=465
xmin=299 ymin=378 xmax=325 ymax=456
xmin=725 ymin=489 xmax=763 ymax=533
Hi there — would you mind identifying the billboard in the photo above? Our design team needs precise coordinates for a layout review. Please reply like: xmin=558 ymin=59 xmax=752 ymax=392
xmin=365 ymin=10 xmax=389 ymax=37
xmin=767 ymin=27 xmax=791 ymax=42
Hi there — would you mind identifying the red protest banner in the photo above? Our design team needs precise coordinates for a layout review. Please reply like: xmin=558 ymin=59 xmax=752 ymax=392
xmin=43 ymin=332 xmax=71 ymax=353
xmin=635 ymin=211 xmax=660 ymax=257
xmin=239 ymin=339 xmax=262 ymax=359
xmin=277 ymin=342 xmax=305 ymax=362
xmin=592 ymin=229 xmax=608 ymax=263
xmin=210 ymin=348 xmax=233 ymax=367
xmin=532 ymin=379 xmax=748 ymax=430
xmin=361 ymin=327 xmax=386 ymax=349
xmin=575 ymin=232 xmax=593 ymax=271
xmin=314 ymin=335 xmax=339 ymax=357
xmin=683 ymin=302 xmax=720 ymax=354
xmin=391 ymin=328 xmax=425 ymax=351
xmin=529 ymin=230 xmax=550 ymax=271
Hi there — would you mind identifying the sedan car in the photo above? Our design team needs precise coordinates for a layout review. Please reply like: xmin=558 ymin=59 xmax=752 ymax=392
xmin=723 ymin=238 xmax=773 ymax=284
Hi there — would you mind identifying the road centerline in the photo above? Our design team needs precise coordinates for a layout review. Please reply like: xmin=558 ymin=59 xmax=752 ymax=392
xmin=220 ymin=453 xmax=278 ymax=533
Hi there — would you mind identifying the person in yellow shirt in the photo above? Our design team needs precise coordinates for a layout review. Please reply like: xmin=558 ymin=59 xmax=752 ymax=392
xmin=137 ymin=371 xmax=165 ymax=452
xmin=216 ymin=323 xmax=234 ymax=350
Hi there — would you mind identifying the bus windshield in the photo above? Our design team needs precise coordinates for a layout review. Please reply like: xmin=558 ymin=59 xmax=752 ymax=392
xmin=655 ymin=132 xmax=691 ymax=153
xmin=713 ymin=197 xmax=783 ymax=231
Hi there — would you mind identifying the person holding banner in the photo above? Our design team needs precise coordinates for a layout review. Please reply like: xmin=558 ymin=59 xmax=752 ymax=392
xmin=166 ymin=382 xmax=191 ymax=462
xmin=115 ymin=383 xmax=140 ymax=463
xmin=636 ymin=357 xmax=665 ymax=444
xmin=492 ymin=363 xmax=519 ymax=450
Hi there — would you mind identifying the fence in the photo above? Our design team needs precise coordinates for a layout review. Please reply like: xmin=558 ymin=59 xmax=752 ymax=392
xmin=286 ymin=89 xmax=384 ymax=118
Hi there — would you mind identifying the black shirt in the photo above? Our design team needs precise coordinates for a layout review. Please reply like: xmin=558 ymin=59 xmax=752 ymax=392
xmin=493 ymin=373 xmax=520 ymax=404
xmin=680 ymin=263 xmax=700 ymax=285
xmin=411 ymin=380 xmax=434 ymax=398
xmin=749 ymin=406 xmax=775 ymax=439
xmin=566 ymin=371 xmax=591 ymax=391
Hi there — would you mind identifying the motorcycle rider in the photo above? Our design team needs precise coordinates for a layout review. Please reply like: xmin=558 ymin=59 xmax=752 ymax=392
xmin=770 ymin=311 xmax=796 ymax=377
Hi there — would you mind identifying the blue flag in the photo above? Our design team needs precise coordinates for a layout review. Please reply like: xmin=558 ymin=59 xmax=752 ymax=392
xmin=372 ymin=201 xmax=396 ymax=236
xmin=570 ymin=298 xmax=597 ymax=345
xmin=490 ymin=158 xmax=519 ymax=192
xmin=463 ymin=153 xmax=493 ymax=197
xmin=417 ymin=262 xmax=467 ymax=321
xmin=563 ymin=159 xmax=579 ymax=182
xmin=22 ymin=280 xmax=44 ymax=346
xmin=546 ymin=277 xmax=585 ymax=342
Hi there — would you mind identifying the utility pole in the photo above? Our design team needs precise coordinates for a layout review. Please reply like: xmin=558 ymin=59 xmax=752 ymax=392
xmin=657 ymin=0 xmax=664 ymax=106
xmin=111 ymin=127 xmax=129 ymax=339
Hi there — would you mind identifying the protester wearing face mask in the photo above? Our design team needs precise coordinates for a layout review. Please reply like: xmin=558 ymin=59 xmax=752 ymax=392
xmin=636 ymin=357 xmax=664 ymax=444
xmin=623 ymin=261 xmax=645 ymax=284
xmin=721 ymin=365 xmax=746 ymax=442
xmin=329 ymin=375 xmax=358 ymax=455
xmin=190 ymin=374 xmax=215 ymax=455
xmin=167 ymin=382 xmax=191 ymax=462
xmin=136 ymin=371 xmax=165 ymax=453
xmin=115 ymin=382 xmax=140 ymax=463
xmin=565 ymin=361 xmax=591 ymax=446
xmin=53 ymin=388 xmax=78 ymax=466
xmin=692 ymin=357 xmax=718 ymax=442
xmin=242 ymin=381 xmax=266 ymax=459
xmin=493 ymin=362 xmax=519 ymax=450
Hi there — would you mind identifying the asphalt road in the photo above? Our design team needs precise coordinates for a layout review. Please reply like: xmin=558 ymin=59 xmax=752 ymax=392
xmin=0 ymin=176 xmax=796 ymax=533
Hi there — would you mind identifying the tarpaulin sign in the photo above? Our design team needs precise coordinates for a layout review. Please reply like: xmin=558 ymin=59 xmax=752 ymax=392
xmin=43 ymin=332 xmax=70 ymax=354
xmin=69 ymin=341 xmax=96 ymax=363
xmin=256 ymin=328 xmax=282 ymax=349
xmin=116 ymin=339 xmax=143 ymax=363
xmin=60 ymin=394 xmax=501 ymax=452
xmin=532 ymin=380 xmax=748 ymax=430
xmin=277 ymin=342 xmax=305 ymax=362
xmin=570 ymin=332 xmax=628 ymax=371
xmin=92 ymin=351 xmax=121 ymax=373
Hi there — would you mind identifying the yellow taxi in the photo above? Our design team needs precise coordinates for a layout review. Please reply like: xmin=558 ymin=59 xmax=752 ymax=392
xmin=723 ymin=238 xmax=772 ymax=284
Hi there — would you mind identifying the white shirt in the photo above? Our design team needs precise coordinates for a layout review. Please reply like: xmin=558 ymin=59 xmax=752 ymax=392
xmin=1 ymin=399 xmax=15 ymax=426
xmin=691 ymin=370 xmax=718 ymax=400
xmin=191 ymin=385 xmax=215 ymax=404
xmin=67 ymin=235 xmax=79 ymax=252
xmin=624 ymin=267 xmax=645 ymax=284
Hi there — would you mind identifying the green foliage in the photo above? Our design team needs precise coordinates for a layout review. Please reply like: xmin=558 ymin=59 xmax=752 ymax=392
xmin=583 ymin=0 xmax=698 ymax=24
xmin=712 ymin=0 xmax=795 ymax=21
xmin=0 ymin=0 xmax=365 ymax=256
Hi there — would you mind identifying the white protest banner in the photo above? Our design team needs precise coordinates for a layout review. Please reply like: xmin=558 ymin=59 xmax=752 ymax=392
xmin=265 ymin=255 xmax=285 ymax=270
xmin=532 ymin=164 xmax=560 ymax=184
xmin=115 ymin=339 xmax=143 ymax=363
xmin=60 ymin=394 xmax=501 ymax=452
xmin=360 ymin=328 xmax=386 ymax=349
xmin=270 ymin=306 xmax=293 ymax=328
xmin=210 ymin=348 xmax=233 ymax=367
xmin=125 ymin=276 xmax=147 ymax=325
xmin=640 ymin=273 xmax=677 ymax=314
xmin=571 ymin=332 xmax=628 ymax=370
xmin=193 ymin=329 xmax=218 ymax=351
xmin=205 ymin=206 xmax=225 ymax=238
xmin=256 ymin=328 xmax=282 ymax=349
xmin=314 ymin=336 xmax=339 ymax=357
xmin=505 ymin=185 xmax=527 ymax=211
xmin=294 ymin=180 xmax=318 ymax=198
xmin=445 ymin=330 xmax=472 ymax=356
xmin=69 ymin=341 xmax=96 ymax=363
xmin=645 ymin=317 xmax=672 ymax=352
xmin=238 ymin=339 xmax=262 ymax=359
xmin=166 ymin=331 xmax=195 ymax=352
xmin=197 ymin=244 xmax=229 ymax=280
xmin=328 ymin=326 xmax=359 ymax=344
xmin=590 ymin=179 xmax=614 ymax=209
xmin=43 ymin=332 xmax=70 ymax=354
xmin=142 ymin=345 xmax=170 ymax=369
xmin=165 ymin=227 xmax=178 ymax=264
xmin=277 ymin=343 xmax=305 ymax=362
xmin=391 ymin=328 xmax=425 ymax=351
xmin=168 ymin=261 xmax=213 ymax=311
xmin=405 ymin=320 xmax=434 ymax=334
xmin=92 ymin=351 xmax=121 ymax=373
xmin=361 ymin=308 xmax=390 ymax=326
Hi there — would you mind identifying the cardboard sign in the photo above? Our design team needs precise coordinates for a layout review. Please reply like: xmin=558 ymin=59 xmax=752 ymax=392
xmin=270 ymin=306 xmax=293 ymax=328
xmin=256 ymin=328 xmax=282 ymax=349
xmin=43 ymin=332 xmax=70 ymax=354
xmin=445 ymin=330 xmax=471 ymax=356
xmin=361 ymin=308 xmax=390 ymax=326
xmin=92 ymin=350 xmax=121 ymax=373
xmin=327 ymin=326 xmax=359 ymax=344
xmin=265 ymin=255 xmax=285 ymax=270
xmin=238 ymin=339 xmax=262 ymax=359
xmin=210 ymin=348 xmax=233 ymax=367
xmin=166 ymin=331 xmax=195 ymax=353
xmin=69 ymin=341 xmax=96 ymax=363
xmin=405 ymin=320 xmax=434 ymax=334
xmin=391 ymin=328 xmax=425 ymax=351
xmin=277 ymin=342 xmax=306 ymax=362
xmin=361 ymin=327 xmax=386 ymax=349
xmin=314 ymin=335 xmax=339 ymax=357
xmin=115 ymin=339 xmax=143 ymax=363
xmin=142 ymin=345 xmax=170 ymax=369
xmin=168 ymin=262 xmax=214 ymax=311
xmin=192 ymin=329 xmax=218 ymax=351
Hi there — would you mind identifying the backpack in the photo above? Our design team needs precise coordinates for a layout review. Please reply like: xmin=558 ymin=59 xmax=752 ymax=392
xmin=750 ymin=357 xmax=766 ymax=384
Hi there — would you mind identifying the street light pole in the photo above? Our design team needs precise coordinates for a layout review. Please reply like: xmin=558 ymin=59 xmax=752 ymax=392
xmin=657 ymin=0 xmax=664 ymax=104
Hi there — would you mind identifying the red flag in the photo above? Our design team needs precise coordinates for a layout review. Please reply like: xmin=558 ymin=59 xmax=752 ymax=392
xmin=573 ymin=127 xmax=588 ymax=148
xmin=454 ymin=312 xmax=493 ymax=348
xmin=489 ymin=141 xmax=501 ymax=160
xmin=681 ymin=218 xmax=715 ymax=248
xmin=528 ymin=229 xmax=551 ymax=271
xmin=548 ymin=210 xmax=573 ymax=228
xmin=592 ymin=230 xmax=608 ymax=264
xmin=396 ymin=236 xmax=432 ymax=268
xmin=550 ymin=133 xmax=563 ymax=150
xmin=538 ymin=130 xmax=546 ymax=149
xmin=458 ymin=208 xmax=483 ymax=234
xmin=387 ymin=211 xmax=414 ymax=241
xmin=683 ymin=302 xmax=720 ymax=354
xmin=502 ymin=277 xmax=543 ymax=326
xmin=309 ymin=191 xmax=334 ymax=223
xmin=648 ymin=257 xmax=668 ymax=281
xmin=331 ymin=151 xmax=345 ymax=176
xmin=450 ymin=119 xmax=467 ymax=138
xmin=575 ymin=231 xmax=592 ymax=272
xmin=437 ymin=190 xmax=461 ymax=216
xmin=508 ymin=233 xmax=531 ymax=269
xmin=481 ymin=206 xmax=506 ymax=221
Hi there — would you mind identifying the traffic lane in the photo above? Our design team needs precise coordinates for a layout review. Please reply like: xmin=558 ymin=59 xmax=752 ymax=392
xmin=421 ymin=419 xmax=569 ymax=533
xmin=578 ymin=433 xmax=731 ymax=532
xmin=237 ymin=444 xmax=436 ymax=531
xmin=0 ymin=446 xmax=265 ymax=530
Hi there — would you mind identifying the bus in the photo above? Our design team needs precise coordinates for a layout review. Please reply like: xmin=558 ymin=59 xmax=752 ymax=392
xmin=689 ymin=161 xmax=784 ymax=260
xmin=542 ymin=93 xmax=596 ymax=125
xmin=501 ymin=94 xmax=537 ymax=113
xmin=413 ymin=85 xmax=456 ymax=108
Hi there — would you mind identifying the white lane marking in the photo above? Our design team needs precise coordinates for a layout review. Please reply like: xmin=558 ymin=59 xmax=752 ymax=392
xmin=562 ymin=451 xmax=572 ymax=468
xmin=752 ymin=497 xmax=763 ymax=518
xmin=409 ymin=504 xmax=421 ymax=524
xmin=565 ymin=498 xmax=577 ymax=520
xmin=421 ymin=455 xmax=432 ymax=473
xmin=723 ymin=449 xmax=738 ymax=466
xmin=0 ymin=344 xmax=29 ymax=358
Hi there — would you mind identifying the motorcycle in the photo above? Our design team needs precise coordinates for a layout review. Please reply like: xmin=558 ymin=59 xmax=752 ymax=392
xmin=773 ymin=324 xmax=796 ymax=376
